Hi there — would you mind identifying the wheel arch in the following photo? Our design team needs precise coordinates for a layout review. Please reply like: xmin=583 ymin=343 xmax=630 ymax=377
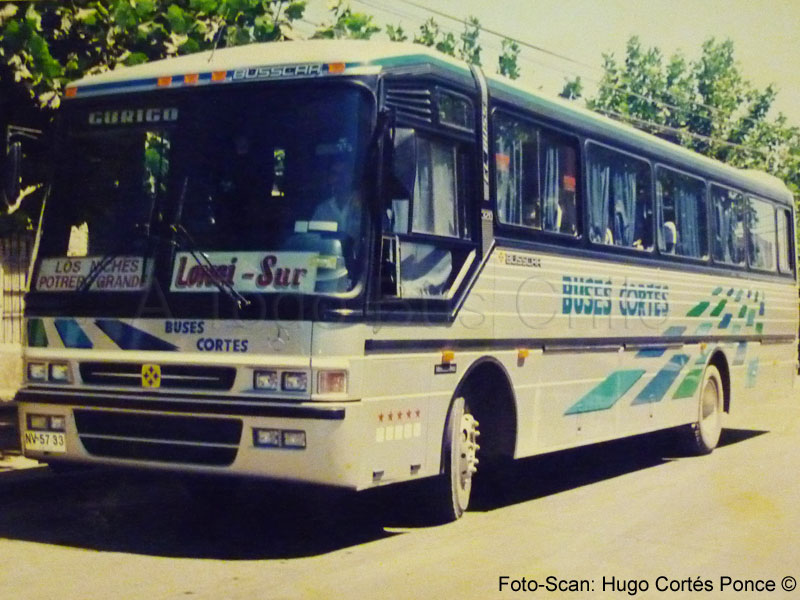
xmin=439 ymin=356 xmax=518 ymax=473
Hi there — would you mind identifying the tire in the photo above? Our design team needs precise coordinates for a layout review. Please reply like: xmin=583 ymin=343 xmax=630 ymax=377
xmin=682 ymin=364 xmax=723 ymax=455
xmin=430 ymin=396 xmax=480 ymax=523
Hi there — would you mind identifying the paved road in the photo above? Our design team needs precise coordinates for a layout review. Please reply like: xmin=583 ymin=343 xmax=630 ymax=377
xmin=0 ymin=389 xmax=798 ymax=600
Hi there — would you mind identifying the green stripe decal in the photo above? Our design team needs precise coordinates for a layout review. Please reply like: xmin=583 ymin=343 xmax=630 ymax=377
xmin=712 ymin=287 xmax=723 ymax=295
xmin=27 ymin=319 xmax=48 ymax=347
xmin=565 ymin=370 xmax=645 ymax=415
xmin=738 ymin=305 xmax=748 ymax=318
xmin=673 ymin=369 xmax=703 ymax=399
xmin=632 ymin=355 xmax=689 ymax=405
xmin=710 ymin=300 xmax=727 ymax=316
xmin=755 ymin=322 xmax=764 ymax=334
xmin=687 ymin=301 xmax=710 ymax=317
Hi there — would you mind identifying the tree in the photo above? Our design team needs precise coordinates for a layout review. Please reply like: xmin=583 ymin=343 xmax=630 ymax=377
xmin=562 ymin=36 xmax=800 ymax=196
xmin=497 ymin=38 xmax=520 ymax=80
xmin=313 ymin=0 xmax=379 ymax=40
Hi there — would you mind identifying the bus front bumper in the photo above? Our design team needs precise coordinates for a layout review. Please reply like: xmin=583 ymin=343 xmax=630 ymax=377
xmin=16 ymin=387 xmax=371 ymax=490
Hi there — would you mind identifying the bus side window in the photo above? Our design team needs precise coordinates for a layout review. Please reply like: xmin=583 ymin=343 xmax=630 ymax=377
xmin=587 ymin=143 xmax=652 ymax=250
xmin=711 ymin=185 xmax=745 ymax=266
xmin=383 ymin=130 xmax=470 ymax=299
xmin=656 ymin=166 xmax=707 ymax=259
xmin=777 ymin=208 xmax=793 ymax=273
xmin=748 ymin=197 xmax=777 ymax=271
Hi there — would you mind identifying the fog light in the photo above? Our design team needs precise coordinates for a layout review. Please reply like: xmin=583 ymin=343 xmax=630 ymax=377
xmin=318 ymin=370 xmax=347 ymax=394
xmin=28 ymin=414 xmax=49 ymax=430
xmin=282 ymin=371 xmax=308 ymax=392
xmin=282 ymin=430 xmax=306 ymax=449
xmin=27 ymin=362 xmax=47 ymax=382
xmin=49 ymin=415 xmax=66 ymax=432
xmin=48 ymin=362 xmax=71 ymax=383
xmin=253 ymin=428 xmax=282 ymax=448
xmin=254 ymin=369 xmax=279 ymax=391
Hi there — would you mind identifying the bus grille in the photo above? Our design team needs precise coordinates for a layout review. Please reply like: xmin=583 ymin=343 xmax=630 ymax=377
xmin=74 ymin=410 xmax=242 ymax=467
xmin=79 ymin=362 xmax=236 ymax=391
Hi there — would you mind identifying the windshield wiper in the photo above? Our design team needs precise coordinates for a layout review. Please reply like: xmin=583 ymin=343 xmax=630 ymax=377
xmin=170 ymin=223 xmax=251 ymax=309
xmin=75 ymin=223 xmax=155 ymax=293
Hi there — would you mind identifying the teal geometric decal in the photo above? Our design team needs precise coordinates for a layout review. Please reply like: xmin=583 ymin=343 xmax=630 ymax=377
xmin=54 ymin=319 xmax=93 ymax=349
xmin=695 ymin=322 xmax=712 ymax=335
xmin=663 ymin=326 xmax=686 ymax=337
xmin=565 ymin=370 xmax=646 ymax=415
xmin=673 ymin=368 xmax=703 ymax=399
xmin=632 ymin=355 xmax=689 ymax=405
xmin=746 ymin=359 xmax=759 ymax=388
xmin=733 ymin=342 xmax=747 ymax=366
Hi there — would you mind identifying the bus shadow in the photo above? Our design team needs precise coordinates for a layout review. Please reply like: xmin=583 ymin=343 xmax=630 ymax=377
xmin=466 ymin=426 xmax=769 ymax=514
xmin=0 ymin=468 xmax=402 ymax=559
xmin=0 ymin=427 xmax=768 ymax=558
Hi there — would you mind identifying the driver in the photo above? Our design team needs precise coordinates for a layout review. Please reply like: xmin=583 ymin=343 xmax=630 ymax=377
xmin=311 ymin=152 xmax=362 ymax=241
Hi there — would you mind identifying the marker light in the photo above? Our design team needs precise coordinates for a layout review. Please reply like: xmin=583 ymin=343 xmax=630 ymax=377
xmin=253 ymin=428 xmax=282 ymax=448
xmin=282 ymin=430 xmax=307 ymax=449
xmin=318 ymin=370 xmax=347 ymax=394
xmin=49 ymin=415 xmax=66 ymax=432
xmin=28 ymin=414 xmax=49 ymax=430
xmin=27 ymin=413 xmax=66 ymax=431
xmin=27 ymin=362 xmax=47 ymax=382
xmin=48 ymin=362 xmax=71 ymax=383
xmin=254 ymin=370 xmax=279 ymax=391
xmin=282 ymin=371 xmax=308 ymax=392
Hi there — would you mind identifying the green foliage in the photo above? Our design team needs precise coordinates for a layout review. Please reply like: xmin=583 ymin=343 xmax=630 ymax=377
xmin=458 ymin=16 xmax=481 ymax=66
xmin=385 ymin=24 xmax=408 ymax=43
xmin=582 ymin=36 xmax=800 ymax=196
xmin=497 ymin=38 xmax=520 ymax=79
xmin=313 ymin=1 xmax=380 ymax=40
xmin=412 ymin=15 xmax=487 ymax=69
xmin=0 ymin=0 xmax=307 ymax=111
xmin=559 ymin=76 xmax=583 ymax=100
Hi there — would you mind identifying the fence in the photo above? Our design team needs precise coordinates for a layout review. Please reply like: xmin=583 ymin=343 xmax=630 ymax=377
xmin=0 ymin=233 xmax=33 ymax=400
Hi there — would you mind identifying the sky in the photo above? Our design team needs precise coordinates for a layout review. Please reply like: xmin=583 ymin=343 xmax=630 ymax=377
xmin=303 ymin=0 xmax=800 ymax=127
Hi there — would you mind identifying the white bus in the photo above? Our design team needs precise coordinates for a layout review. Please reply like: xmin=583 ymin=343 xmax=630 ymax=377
xmin=14 ymin=41 xmax=797 ymax=522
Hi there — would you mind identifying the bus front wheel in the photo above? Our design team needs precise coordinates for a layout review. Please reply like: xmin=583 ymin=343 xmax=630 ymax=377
xmin=431 ymin=396 xmax=480 ymax=523
xmin=683 ymin=364 xmax=723 ymax=455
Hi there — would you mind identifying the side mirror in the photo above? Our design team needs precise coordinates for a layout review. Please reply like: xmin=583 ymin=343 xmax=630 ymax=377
xmin=2 ymin=140 xmax=22 ymax=208
xmin=392 ymin=127 xmax=417 ymax=199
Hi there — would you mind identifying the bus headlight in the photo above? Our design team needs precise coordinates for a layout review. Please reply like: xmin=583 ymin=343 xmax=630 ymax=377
xmin=48 ymin=362 xmax=72 ymax=383
xmin=26 ymin=361 xmax=47 ymax=382
xmin=253 ymin=369 xmax=279 ymax=391
xmin=281 ymin=371 xmax=308 ymax=392
xmin=317 ymin=370 xmax=347 ymax=394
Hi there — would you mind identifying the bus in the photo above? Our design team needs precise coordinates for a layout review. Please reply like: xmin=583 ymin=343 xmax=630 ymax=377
xmin=12 ymin=40 xmax=797 ymax=522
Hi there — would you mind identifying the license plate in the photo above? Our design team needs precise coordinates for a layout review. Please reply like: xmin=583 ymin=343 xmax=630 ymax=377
xmin=23 ymin=431 xmax=66 ymax=453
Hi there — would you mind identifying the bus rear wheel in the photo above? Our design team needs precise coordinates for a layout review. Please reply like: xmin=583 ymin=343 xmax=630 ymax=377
xmin=682 ymin=364 xmax=723 ymax=455
xmin=431 ymin=396 xmax=480 ymax=523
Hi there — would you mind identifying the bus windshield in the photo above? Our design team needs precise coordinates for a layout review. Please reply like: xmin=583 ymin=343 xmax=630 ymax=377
xmin=35 ymin=85 xmax=374 ymax=298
